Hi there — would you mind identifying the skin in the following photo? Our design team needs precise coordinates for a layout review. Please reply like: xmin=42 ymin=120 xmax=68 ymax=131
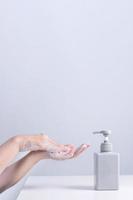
xmin=0 ymin=134 xmax=90 ymax=193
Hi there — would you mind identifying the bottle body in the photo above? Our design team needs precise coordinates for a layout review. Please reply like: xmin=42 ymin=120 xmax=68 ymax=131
xmin=94 ymin=152 xmax=120 ymax=190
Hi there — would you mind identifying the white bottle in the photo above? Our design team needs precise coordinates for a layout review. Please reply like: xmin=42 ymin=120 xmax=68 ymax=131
xmin=93 ymin=130 xmax=120 ymax=190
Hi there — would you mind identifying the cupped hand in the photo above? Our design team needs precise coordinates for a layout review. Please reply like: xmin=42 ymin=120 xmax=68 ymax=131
xmin=48 ymin=144 xmax=90 ymax=160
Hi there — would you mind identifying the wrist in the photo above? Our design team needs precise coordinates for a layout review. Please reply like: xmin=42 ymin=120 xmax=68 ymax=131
xmin=28 ymin=151 xmax=49 ymax=161
xmin=11 ymin=136 xmax=24 ymax=151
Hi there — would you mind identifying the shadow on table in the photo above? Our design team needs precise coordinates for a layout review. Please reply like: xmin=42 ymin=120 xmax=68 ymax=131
xmin=24 ymin=184 xmax=94 ymax=191
xmin=65 ymin=185 xmax=94 ymax=190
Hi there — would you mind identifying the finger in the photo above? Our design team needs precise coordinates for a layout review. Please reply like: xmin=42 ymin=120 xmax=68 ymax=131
xmin=65 ymin=144 xmax=76 ymax=154
xmin=49 ymin=144 xmax=90 ymax=160
xmin=73 ymin=147 xmax=86 ymax=157
xmin=60 ymin=144 xmax=86 ymax=159
xmin=65 ymin=144 xmax=75 ymax=148
xmin=50 ymin=151 xmax=73 ymax=160
xmin=73 ymin=144 xmax=90 ymax=158
xmin=43 ymin=135 xmax=71 ymax=152
xmin=47 ymin=144 xmax=71 ymax=153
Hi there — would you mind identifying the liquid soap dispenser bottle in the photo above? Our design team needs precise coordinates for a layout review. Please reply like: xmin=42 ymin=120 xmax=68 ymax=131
xmin=93 ymin=130 xmax=120 ymax=190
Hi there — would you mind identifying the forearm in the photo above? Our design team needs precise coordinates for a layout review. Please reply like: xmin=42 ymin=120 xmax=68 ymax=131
xmin=0 ymin=151 xmax=45 ymax=193
xmin=0 ymin=134 xmax=48 ymax=174
xmin=0 ymin=136 xmax=21 ymax=174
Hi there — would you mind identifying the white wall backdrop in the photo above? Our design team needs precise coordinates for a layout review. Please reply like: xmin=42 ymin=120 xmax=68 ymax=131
xmin=0 ymin=0 xmax=133 ymax=199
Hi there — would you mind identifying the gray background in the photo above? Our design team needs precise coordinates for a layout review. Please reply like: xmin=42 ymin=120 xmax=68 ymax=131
xmin=0 ymin=0 xmax=133 ymax=199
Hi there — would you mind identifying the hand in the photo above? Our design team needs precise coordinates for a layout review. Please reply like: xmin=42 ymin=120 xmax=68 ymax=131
xmin=37 ymin=144 xmax=90 ymax=160
xmin=19 ymin=134 xmax=71 ymax=154
xmin=69 ymin=144 xmax=90 ymax=159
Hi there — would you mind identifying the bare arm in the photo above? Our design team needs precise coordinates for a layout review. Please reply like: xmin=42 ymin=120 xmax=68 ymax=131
xmin=0 ymin=134 xmax=70 ymax=174
xmin=0 ymin=137 xmax=21 ymax=175
xmin=0 ymin=134 xmax=73 ymax=192
xmin=0 ymin=151 xmax=46 ymax=193
xmin=0 ymin=133 xmax=90 ymax=193
xmin=0 ymin=144 xmax=90 ymax=193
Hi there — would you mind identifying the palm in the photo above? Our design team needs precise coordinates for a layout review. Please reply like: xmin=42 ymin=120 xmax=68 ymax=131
xmin=49 ymin=144 xmax=90 ymax=160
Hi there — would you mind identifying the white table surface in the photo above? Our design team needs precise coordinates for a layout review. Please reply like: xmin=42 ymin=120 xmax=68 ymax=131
xmin=17 ymin=176 xmax=133 ymax=200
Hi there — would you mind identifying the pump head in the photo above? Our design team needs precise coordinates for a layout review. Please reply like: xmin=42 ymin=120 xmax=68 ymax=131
xmin=93 ymin=130 xmax=112 ymax=152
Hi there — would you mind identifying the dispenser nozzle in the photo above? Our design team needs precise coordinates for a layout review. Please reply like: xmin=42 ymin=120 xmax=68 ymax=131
xmin=93 ymin=130 xmax=112 ymax=152
xmin=93 ymin=130 xmax=111 ymax=136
